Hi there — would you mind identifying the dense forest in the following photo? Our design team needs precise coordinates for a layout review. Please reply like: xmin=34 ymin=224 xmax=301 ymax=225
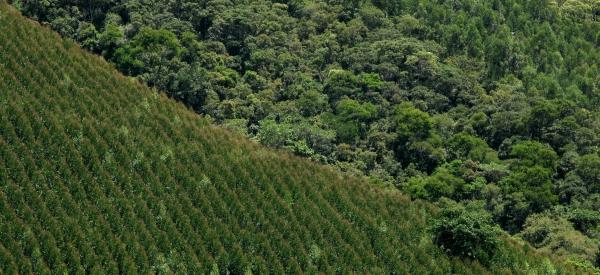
xmin=8 ymin=0 xmax=600 ymax=268
xmin=1 ymin=2 xmax=590 ymax=272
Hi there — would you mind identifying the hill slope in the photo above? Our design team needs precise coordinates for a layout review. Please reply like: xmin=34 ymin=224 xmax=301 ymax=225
xmin=0 ymin=3 xmax=585 ymax=274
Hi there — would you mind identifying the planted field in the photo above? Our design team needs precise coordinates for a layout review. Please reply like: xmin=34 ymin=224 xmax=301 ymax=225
xmin=0 ymin=2 xmax=586 ymax=274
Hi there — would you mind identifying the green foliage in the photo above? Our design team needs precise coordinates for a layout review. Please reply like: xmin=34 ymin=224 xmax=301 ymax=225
xmin=97 ymin=23 xmax=124 ymax=58
xmin=508 ymin=141 xmax=559 ymax=171
xmin=576 ymin=154 xmax=600 ymax=193
xmin=405 ymin=167 xmax=465 ymax=201
xmin=113 ymin=27 xmax=183 ymax=75
xmin=519 ymin=213 xmax=599 ymax=263
xmin=324 ymin=69 xmax=361 ymax=101
xmin=392 ymin=102 xmax=432 ymax=141
xmin=256 ymin=116 xmax=336 ymax=158
xmin=405 ymin=160 xmax=493 ymax=202
xmin=500 ymin=166 xmax=558 ymax=216
xmin=10 ymin=0 xmax=600 ymax=269
xmin=324 ymin=99 xmax=378 ymax=142
xmin=0 ymin=3 xmax=590 ymax=273
xmin=359 ymin=5 xmax=386 ymax=29
xmin=297 ymin=89 xmax=329 ymax=116
xmin=447 ymin=133 xmax=499 ymax=164
xmin=335 ymin=98 xmax=378 ymax=122
xmin=431 ymin=202 xmax=501 ymax=265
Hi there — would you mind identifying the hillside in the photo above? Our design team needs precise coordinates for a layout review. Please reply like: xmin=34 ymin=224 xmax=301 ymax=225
xmin=9 ymin=2 xmax=600 ymax=263
xmin=0 ymin=2 xmax=591 ymax=274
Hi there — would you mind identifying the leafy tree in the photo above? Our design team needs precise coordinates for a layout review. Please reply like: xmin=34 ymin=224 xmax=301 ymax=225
xmin=431 ymin=201 xmax=501 ymax=265
xmin=485 ymin=27 xmax=521 ymax=81
xmin=508 ymin=140 xmax=559 ymax=171
xmin=113 ymin=27 xmax=183 ymax=75
xmin=392 ymin=102 xmax=432 ymax=141
xmin=527 ymin=99 xmax=561 ymax=138
xmin=405 ymin=134 xmax=446 ymax=172
xmin=98 ymin=23 xmax=125 ymax=58
xmin=576 ymin=154 xmax=600 ymax=193
xmin=335 ymin=98 xmax=378 ymax=122
xmin=405 ymin=167 xmax=465 ymax=201
xmin=519 ymin=213 xmax=598 ymax=263
xmin=297 ymin=90 xmax=329 ymax=116
xmin=556 ymin=172 xmax=588 ymax=204
xmin=498 ymin=166 xmax=558 ymax=230
xmin=359 ymin=5 xmax=386 ymax=29
xmin=447 ymin=133 xmax=498 ymax=164
xmin=371 ymin=0 xmax=403 ymax=16
xmin=324 ymin=69 xmax=361 ymax=101
xmin=564 ymin=208 xmax=600 ymax=236
xmin=77 ymin=22 xmax=99 ymax=51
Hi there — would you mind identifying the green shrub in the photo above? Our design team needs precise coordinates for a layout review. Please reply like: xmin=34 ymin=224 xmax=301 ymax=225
xmin=431 ymin=202 xmax=501 ymax=265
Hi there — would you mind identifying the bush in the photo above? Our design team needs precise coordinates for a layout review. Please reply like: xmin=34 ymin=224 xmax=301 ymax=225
xmin=518 ymin=213 xmax=599 ymax=263
xmin=431 ymin=202 xmax=501 ymax=265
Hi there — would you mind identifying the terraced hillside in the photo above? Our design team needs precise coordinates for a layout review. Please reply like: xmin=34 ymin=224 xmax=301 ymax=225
xmin=0 ymin=2 xmax=586 ymax=274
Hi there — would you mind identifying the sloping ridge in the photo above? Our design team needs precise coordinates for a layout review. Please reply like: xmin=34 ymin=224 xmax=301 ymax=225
xmin=0 ymin=3 xmax=582 ymax=274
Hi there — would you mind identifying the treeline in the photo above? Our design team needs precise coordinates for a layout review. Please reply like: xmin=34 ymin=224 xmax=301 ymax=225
xmin=9 ymin=0 xmax=600 ymax=266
